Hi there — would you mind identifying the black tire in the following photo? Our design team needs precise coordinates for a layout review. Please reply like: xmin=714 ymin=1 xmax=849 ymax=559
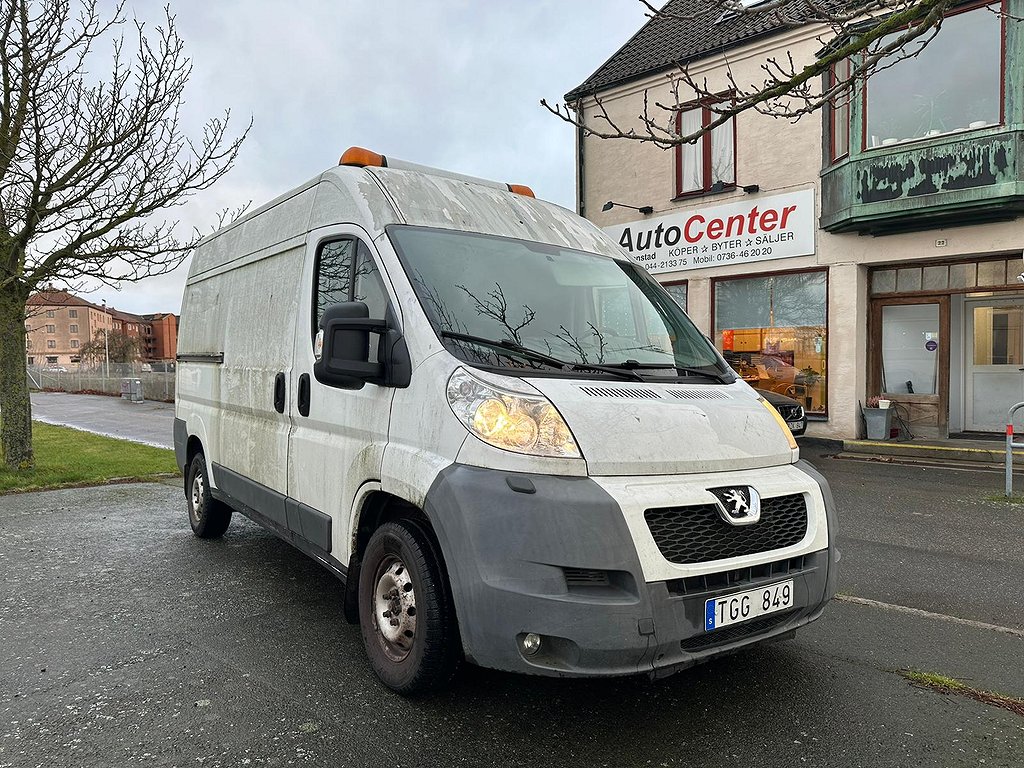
xmin=358 ymin=520 xmax=460 ymax=694
xmin=186 ymin=453 xmax=232 ymax=539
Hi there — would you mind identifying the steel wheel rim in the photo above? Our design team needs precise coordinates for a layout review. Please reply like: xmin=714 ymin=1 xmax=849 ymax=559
xmin=190 ymin=471 xmax=204 ymax=522
xmin=372 ymin=554 xmax=417 ymax=662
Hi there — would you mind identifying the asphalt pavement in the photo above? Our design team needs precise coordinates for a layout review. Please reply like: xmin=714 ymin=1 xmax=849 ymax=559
xmin=0 ymin=446 xmax=1022 ymax=767
xmin=30 ymin=391 xmax=174 ymax=449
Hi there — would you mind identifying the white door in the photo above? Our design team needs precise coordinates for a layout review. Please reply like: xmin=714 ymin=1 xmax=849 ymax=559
xmin=287 ymin=227 xmax=396 ymax=558
xmin=965 ymin=297 xmax=1024 ymax=432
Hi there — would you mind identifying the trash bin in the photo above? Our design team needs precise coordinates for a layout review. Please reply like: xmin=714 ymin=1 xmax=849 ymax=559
xmin=120 ymin=378 xmax=131 ymax=399
xmin=863 ymin=407 xmax=892 ymax=440
xmin=129 ymin=378 xmax=144 ymax=403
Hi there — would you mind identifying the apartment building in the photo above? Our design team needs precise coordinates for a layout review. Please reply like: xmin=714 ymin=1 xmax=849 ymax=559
xmin=25 ymin=289 xmax=179 ymax=367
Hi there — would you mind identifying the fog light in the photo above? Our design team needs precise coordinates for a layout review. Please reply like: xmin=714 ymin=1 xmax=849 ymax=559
xmin=521 ymin=633 xmax=542 ymax=655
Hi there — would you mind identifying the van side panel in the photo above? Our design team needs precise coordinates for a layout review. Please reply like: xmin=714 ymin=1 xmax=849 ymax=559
xmin=178 ymin=179 xmax=322 ymax=494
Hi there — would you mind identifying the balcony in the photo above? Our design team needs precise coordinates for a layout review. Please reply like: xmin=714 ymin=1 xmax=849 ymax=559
xmin=821 ymin=126 xmax=1024 ymax=236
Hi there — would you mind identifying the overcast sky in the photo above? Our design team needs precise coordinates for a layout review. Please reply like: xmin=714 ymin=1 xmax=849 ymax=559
xmin=83 ymin=0 xmax=651 ymax=315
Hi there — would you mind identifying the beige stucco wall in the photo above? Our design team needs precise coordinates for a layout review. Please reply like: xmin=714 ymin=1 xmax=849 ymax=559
xmin=578 ymin=26 xmax=1024 ymax=439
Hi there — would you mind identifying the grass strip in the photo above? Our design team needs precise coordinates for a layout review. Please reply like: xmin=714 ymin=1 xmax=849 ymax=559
xmin=0 ymin=422 xmax=179 ymax=494
xmin=899 ymin=670 xmax=1024 ymax=718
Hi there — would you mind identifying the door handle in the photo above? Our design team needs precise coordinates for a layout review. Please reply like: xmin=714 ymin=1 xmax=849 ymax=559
xmin=273 ymin=372 xmax=286 ymax=413
xmin=298 ymin=372 xmax=311 ymax=417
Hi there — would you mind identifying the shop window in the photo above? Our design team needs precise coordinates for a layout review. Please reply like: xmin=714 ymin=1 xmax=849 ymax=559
xmin=46 ymin=356 xmax=57 ymax=364
xmin=865 ymin=4 xmax=1002 ymax=148
xmin=27 ymin=356 xmax=34 ymax=365
xmin=714 ymin=271 xmax=828 ymax=413
xmin=675 ymin=101 xmax=735 ymax=196
xmin=662 ymin=281 xmax=688 ymax=312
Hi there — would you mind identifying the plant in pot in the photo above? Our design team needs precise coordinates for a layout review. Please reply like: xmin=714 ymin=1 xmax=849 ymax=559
xmin=863 ymin=395 xmax=894 ymax=440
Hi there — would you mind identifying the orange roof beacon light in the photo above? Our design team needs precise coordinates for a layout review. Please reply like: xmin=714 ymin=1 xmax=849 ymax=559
xmin=507 ymin=184 xmax=535 ymax=198
xmin=338 ymin=147 xmax=536 ymax=197
xmin=339 ymin=147 xmax=386 ymax=168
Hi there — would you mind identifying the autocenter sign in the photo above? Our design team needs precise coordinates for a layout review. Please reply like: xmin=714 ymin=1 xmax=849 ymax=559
xmin=603 ymin=188 xmax=815 ymax=274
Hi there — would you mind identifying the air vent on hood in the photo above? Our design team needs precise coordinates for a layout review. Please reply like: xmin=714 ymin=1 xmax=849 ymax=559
xmin=578 ymin=386 xmax=661 ymax=399
xmin=666 ymin=389 xmax=732 ymax=400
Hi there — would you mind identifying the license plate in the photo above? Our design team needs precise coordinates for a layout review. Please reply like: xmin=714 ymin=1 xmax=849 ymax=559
xmin=704 ymin=579 xmax=794 ymax=631
xmin=786 ymin=420 xmax=803 ymax=430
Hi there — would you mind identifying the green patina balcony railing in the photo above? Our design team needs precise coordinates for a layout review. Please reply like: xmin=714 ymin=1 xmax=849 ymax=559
xmin=820 ymin=127 xmax=1024 ymax=235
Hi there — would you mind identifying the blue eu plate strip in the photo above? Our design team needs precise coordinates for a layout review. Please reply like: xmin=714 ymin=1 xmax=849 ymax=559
xmin=705 ymin=599 xmax=716 ymax=631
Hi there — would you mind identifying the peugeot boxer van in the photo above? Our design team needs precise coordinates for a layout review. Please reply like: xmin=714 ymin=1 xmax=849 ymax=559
xmin=174 ymin=147 xmax=838 ymax=694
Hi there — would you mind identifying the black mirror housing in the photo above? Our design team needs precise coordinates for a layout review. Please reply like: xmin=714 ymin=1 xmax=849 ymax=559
xmin=313 ymin=302 xmax=411 ymax=389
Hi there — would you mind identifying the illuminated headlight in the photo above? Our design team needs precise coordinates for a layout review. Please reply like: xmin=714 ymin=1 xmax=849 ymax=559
xmin=446 ymin=368 xmax=581 ymax=458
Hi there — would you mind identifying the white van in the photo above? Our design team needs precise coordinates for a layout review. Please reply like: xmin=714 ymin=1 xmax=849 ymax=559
xmin=174 ymin=148 xmax=838 ymax=694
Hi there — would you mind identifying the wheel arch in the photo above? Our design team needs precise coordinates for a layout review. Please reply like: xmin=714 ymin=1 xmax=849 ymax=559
xmin=343 ymin=489 xmax=453 ymax=627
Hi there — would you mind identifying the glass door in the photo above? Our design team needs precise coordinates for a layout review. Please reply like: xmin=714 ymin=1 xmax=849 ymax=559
xmin=965 ymin=298 xmax=1024 ymax=432
xmin=871 ymin=297 xmax=949 ymax=438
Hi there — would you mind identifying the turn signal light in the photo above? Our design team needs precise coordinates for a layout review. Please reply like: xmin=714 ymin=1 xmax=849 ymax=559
xmin=339 ymin=147 xmax=386 ymax=167
xmin=507 ymin=184 xmax=535 ymax=198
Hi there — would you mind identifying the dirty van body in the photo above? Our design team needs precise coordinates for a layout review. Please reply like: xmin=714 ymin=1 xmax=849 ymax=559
xmin=174 ymin=148 xmax=838 ymax=694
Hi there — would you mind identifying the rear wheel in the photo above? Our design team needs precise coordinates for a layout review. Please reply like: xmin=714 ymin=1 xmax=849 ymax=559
xmin=186 ymin=453 xmax=232 ymax=539
xmin=358 ymin=520 xmax=459 ymax=694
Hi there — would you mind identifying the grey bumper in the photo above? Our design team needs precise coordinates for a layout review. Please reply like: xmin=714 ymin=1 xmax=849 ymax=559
xmin=422 ymin=462 xmax=838 ymax=678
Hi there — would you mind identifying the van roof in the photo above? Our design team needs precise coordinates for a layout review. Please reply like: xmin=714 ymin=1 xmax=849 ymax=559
xmin=188 ymin=162 xmax=621 ymax=279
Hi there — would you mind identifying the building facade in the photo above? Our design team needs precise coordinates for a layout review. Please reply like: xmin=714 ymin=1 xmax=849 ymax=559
xmin=25 ymin=291 xmax=114 ymax=368
xmin=25 ymin=290 xmax=178 ymax=367
xmin=567 ymin=0 xmax=1024 ymax=439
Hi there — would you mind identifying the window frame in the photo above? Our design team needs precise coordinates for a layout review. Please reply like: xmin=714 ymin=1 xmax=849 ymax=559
xmin=860 ymin=0 xmax=1006 ymax=153
xmin=660 ymin=279 xmax=689 ymax=313
xmin=828 ymin=57 xmax=852 ymax=162
xmin=673 ymin=96 xmax=737 ymax=199
xmin=310 ymin=237 xmax=389 ymax=344
xmin=710 ymin=266 xmax=830 ymax=416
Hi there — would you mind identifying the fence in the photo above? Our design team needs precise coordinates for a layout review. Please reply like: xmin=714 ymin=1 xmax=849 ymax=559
xmin=28 ymin=363 xmax=175 ymax=402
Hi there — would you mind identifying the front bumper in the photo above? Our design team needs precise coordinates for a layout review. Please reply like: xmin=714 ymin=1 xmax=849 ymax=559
xmin=422 ymin=461 xmax=838 ymax=678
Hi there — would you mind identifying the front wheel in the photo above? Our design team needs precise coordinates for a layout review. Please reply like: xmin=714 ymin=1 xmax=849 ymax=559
xmin=186 ymin=453 xmax=232 ymax=539
xmin=358 ymin=521 xmax=460 ymax=694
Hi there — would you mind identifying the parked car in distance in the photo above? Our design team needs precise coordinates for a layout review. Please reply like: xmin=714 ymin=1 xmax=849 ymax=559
xmin=760 ymin=389 xmax=807 ymax=436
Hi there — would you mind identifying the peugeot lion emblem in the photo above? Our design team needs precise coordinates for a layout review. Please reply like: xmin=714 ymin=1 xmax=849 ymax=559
xmin=709 ymin=486 xmax=761 ymax=526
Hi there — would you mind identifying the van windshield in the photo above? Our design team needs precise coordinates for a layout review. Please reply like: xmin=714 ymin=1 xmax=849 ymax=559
xmin=388 ymin=225 xmax=734 ymax=382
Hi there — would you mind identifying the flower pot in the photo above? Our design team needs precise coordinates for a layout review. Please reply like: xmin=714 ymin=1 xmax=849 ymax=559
xmin=864 ymin=407 xmax=893 ymax=440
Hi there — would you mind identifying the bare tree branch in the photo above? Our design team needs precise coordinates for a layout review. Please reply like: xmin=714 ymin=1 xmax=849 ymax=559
xmin=0 ymin=0 xmax=249 ymax=469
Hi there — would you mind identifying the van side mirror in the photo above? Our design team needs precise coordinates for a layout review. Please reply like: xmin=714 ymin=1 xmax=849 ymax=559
xmin=313 ymin=302 xmax=411 ymax=389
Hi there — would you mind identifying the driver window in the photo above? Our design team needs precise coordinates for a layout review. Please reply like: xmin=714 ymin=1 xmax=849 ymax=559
xmin=312 ymin=238 xmax=389 ymax=358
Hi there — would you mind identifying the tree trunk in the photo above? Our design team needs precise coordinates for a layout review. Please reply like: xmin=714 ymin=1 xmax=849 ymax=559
xmin=0 ymin=283 xmax=33 ymax=469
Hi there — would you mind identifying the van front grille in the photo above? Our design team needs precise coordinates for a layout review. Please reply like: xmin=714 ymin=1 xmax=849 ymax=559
xmin=645 ymin=494 xmax=808 ymax=565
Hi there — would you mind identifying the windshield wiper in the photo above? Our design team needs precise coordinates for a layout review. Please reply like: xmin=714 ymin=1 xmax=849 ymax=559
xmin=438 ymin=331 xmax=645 ymax=381
xmin=439 ymin=330 xmax=567 ymax=369
xmin=597 ymin=359 xmax=734 ymax=384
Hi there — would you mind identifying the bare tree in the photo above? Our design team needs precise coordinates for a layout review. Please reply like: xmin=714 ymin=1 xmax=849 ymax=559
xmin=543 ymin=0 xmax=1011 ymax=147
xmin=78 ymin=328 xmax=138 ymax=365
xmin=0 ymin=1 xmax=249 ymax=469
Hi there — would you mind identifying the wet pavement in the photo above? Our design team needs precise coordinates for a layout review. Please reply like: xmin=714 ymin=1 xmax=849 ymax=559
xmin=0 ymin=448 xmax=1021 ymax=767
xmin=30 ymin=392 xmax=174 ymax=449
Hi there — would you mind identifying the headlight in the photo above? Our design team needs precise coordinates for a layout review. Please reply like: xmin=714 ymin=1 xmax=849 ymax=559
xmin=446 ymin=368 xmax=581 ymax=458
xmin=758 ymin=396 xmax=798 ymax=450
